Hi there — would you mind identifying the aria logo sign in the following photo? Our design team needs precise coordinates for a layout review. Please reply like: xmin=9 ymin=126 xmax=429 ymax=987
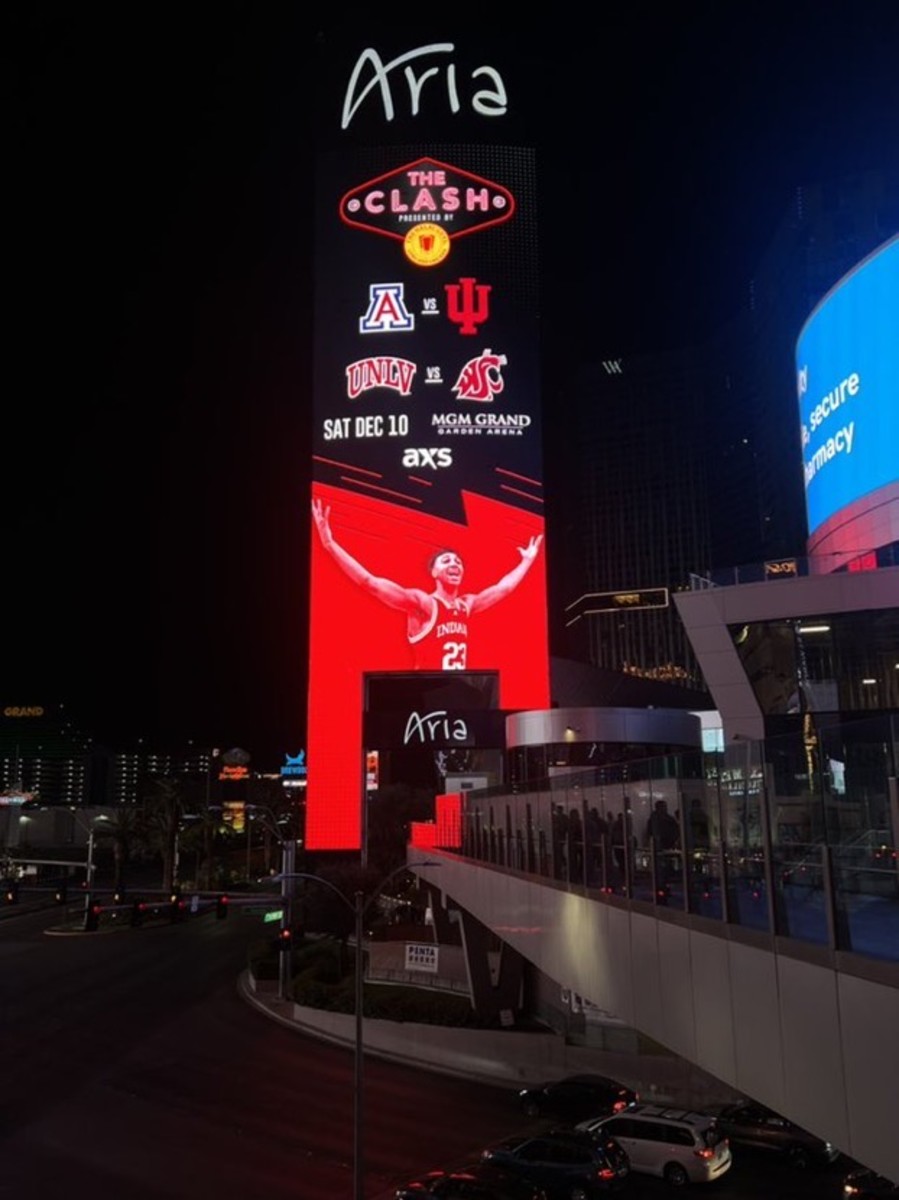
xmin=340 ymin=157 xmax=515 ymax=267
xmin=341 ymin=44 xmax=509 ymax=131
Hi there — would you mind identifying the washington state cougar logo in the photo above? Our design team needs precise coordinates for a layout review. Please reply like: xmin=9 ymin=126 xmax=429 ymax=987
xmin=451 ymin=348 xmax=507 ymax=402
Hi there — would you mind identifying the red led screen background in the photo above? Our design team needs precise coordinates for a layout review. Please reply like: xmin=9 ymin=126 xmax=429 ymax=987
xmin=307 ymin=141 xmax=548 ymax=850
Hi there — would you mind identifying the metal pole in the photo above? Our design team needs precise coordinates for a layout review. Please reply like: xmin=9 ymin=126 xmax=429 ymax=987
xmin=269 ymin=861 xmax=437 ymax=1200
xmin=278 ymin=840 xmax=294 ymax=1001
xmin=84 ymin=829 xmax=95 ymax=924
xmin=353 ymin=889 xmax=364 ymax=1200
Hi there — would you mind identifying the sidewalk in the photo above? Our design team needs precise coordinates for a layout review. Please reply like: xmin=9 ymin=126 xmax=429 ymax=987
xmin=237 ymin=970 xmax=742 ymax=1112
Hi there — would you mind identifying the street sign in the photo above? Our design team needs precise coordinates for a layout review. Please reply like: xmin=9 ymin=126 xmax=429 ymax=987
xmin=263 ymin=909 xmax=284 ymax=923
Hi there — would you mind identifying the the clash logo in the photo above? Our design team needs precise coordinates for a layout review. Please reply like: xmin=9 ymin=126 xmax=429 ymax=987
xmin=340 ymin=158 xmax=514 ymax=265
xmin=346 ymin=357 xmax=417 ymax=399
xmin=359 ymin=283 xmax=415 ymax=333
xmin=445 ymin=278 xmax=491 ymax=335
xmin=451 ymin=348 xmax=507 ymax=402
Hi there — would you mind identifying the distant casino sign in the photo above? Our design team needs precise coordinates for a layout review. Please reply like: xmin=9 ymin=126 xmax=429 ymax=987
xmin=565 ymin=589 xmax=669 ymax=623
xmin=764 ymin=558 xmax=799 ymax=579
xmin=219 ymin=764 xmax=249 ymax=781
xmin=280 ymin=751 xmax=307 ymax=779
xmin=3 ymin=706 xmax=45 ymax=718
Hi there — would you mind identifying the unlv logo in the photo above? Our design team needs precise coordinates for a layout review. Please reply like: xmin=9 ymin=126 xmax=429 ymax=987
xmin=445 ymin=278 xmax=491 ymax=335
xmin=346 ymin=357 xmax=417 ymax=399
xmin=451 ymin=349 xmax=507 ymax=402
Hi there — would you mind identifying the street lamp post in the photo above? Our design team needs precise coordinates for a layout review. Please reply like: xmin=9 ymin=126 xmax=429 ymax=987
xmin=85 ymin=828 xmax=95 ymax=922
xmin=272 ymin=861 xmax=438 ymax=1200
xmin=68 ymin=810 xmax=109 ymax=926
xmin=246 ymin=805 xmax=297 ymax=1000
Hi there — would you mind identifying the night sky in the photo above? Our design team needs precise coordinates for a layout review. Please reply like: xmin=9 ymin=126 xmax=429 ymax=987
xmin=7 ymin=4 xmax=899 ymax=767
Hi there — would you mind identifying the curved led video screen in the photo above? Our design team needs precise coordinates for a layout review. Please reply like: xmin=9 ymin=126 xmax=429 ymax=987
xmin=307 ymin=44 xmax=550 ymax=850
xmin=796 ymin=235 xmax=899 ymax=540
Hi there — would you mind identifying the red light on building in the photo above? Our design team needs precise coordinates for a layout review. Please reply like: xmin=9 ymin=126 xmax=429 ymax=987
xmin=436 ymin=794 xmax=462 ymax=849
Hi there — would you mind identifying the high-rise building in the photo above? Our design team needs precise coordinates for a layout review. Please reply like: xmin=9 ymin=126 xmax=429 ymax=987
xmin=0 ymin=703 xmax=93 ymax=807
xmin=556 ymin=349 xmax=713 ymax=692
xmin=554 ymin=170 xmax=899 ymax=685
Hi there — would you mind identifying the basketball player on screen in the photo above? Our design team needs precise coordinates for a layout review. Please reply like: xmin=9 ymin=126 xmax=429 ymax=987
xmin=312 ymin=498 xmax=543 ymax=670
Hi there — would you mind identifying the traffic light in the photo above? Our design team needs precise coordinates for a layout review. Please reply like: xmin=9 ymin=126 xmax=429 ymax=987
xmin=130 ymin=899 xmax=146 ymax=927
xmin=84 ymin=901 xmax=101 ymax=932
xmin=277 ymin=926 xmax=293 ymax=952
xmin=3 ymin=882 xmax=18 ymax=905
xmin=169 ymin=890 xmax=186 ymax=922
xmin=215 ymin=894 xmax=229 ymax=920
xmin=55 ymin=880 xmax=68 ymax=903
xmin=113 ymin=888 xmax=126 ymax=905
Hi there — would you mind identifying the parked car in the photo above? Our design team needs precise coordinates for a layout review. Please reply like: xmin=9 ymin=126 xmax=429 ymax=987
xmin=842 ymin=1167 xmax=899 ymax=1198
xmin=481 ymin=1129 xmax=630 ymax=1196
xmin=576 ymin=1103 xmax=732 ymax=1188
xmin=714 ymin=1100 xmax=839 ymax=1168
xmin=517 ymin=1074 xmax=638 ymax=1122
xmin=395 ymin=1161 xmax=547 ymax=1198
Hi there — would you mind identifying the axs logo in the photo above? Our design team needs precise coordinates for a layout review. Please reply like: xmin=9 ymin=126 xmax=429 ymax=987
xmin=402 ymin=447 xmax=453 ymax=469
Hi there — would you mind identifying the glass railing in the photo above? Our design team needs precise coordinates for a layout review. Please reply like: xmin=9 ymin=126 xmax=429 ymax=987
xmin=449 ymin=715 xmax=899 ymax=965
xmin=687 ymin=545 xmax=897 ymax=589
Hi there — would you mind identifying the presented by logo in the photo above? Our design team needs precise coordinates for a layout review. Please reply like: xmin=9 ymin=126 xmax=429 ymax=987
xmin=404 ymin=223 xmax=450 ymax=267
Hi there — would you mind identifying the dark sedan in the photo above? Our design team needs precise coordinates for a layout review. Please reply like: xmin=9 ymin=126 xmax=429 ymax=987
xmin=395 ymin=1161 xmax=546 ymax=1199
xmin=481 ymin=1129 xmax=630 ymax=1197
xmin=714 ymin=1100 xmax=840 ymax=1169
xmin=517 ymin=1073 xmax=638 ymax=1122
xmin=843 ymin=1167 xmax=899 ymax=1198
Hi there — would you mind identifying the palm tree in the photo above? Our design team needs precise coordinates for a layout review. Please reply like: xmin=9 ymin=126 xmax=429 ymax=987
xmin=100 ymin=806 xmax=142 ymax=893
xmin=138 ymin=777 xmax=185 ymax=891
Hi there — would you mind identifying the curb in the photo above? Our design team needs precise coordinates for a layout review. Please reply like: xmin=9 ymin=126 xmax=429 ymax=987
xmin=236 ymin=971 xmax=741 ymax=1109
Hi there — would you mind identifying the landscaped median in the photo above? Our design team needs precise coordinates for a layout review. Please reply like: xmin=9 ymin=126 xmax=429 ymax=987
xmin=242 ymin=934 xmax=743 ymax=1108
xmin=241 ymin=962 xmax=578 ymax=1087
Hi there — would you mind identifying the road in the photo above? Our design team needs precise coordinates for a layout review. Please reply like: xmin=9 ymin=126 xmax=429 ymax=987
xmin=0 ymin=904 xmax=853 ymax=1199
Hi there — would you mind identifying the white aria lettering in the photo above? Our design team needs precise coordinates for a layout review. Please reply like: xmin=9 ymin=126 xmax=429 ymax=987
xmin=342 ymin=44 xmax=507 ymax=130
xmin=403 ymin=709 xmax=469 ymax=744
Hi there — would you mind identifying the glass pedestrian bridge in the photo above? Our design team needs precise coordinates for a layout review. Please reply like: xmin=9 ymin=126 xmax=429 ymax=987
xmin=449 ymin=715 xmax=899 ymax=966
xmin=410 ymin=713 xmax=899 ymax=1182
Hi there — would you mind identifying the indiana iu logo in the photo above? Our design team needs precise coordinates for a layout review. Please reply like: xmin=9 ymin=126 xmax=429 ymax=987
xmin=452 ymin=348 xmax=507 ymax=402
xmin=359 ymin=283 xmax=415 ymax=333
xmin=445 ymin=277 xmax=491 ymax=335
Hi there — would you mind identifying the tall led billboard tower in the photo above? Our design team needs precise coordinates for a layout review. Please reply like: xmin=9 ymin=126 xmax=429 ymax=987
xmin=307 ymin=39 xmax=549 ymax=850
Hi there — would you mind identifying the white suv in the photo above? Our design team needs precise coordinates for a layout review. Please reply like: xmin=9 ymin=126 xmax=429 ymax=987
xmin=576 ymin=1103 xmax=732 ymax=1188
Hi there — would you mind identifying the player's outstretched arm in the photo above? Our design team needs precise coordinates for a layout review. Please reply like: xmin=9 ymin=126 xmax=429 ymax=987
xmin=311 ymin=499 xmax=426 ymax=613
xmin=469 ymin=533 xmax=543 ymax=614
